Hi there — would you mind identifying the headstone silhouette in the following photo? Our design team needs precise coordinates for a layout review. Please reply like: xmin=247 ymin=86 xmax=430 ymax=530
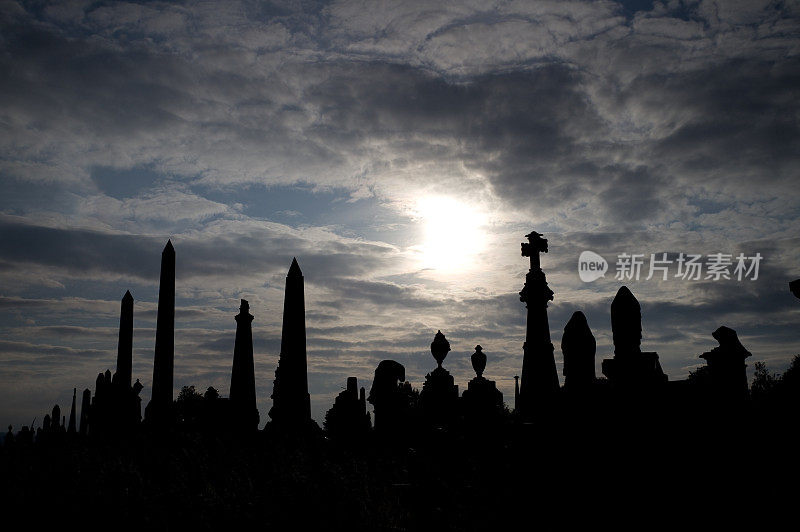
xmin=146 ymin=240 xmax=175 ymax=425
xmin=91 ymin=371 xmax=111 ymax=435
xmin=561 ymin=311 xmax=596 ymax=392
xmin=324 ymin=376 xmax=371 ymax=439
xmin=92 ymin=372 xmax=104 ymax=431
xmin=67 ymin=388 xmax=77 ymax=433
xmin=601 ymin=286 xmax=666 ymax=389
xmin=51 ymin=405 xmax=61 ymax=431
xmin=230 ymin=299 xmax=259 ymax=431
xmin=420 ymin=331 xmax=459 ymax=428
xmin=518 ymin=231 xmax=559 ymax=416
xmin=699 ymin=326 xmax=752 ymax=402
xmin=18 ymin=425 xmax=33 ymax=445
xmin=269 ymin=258 xmax=312 ymax=429
xmin=129 ymin=378 xmax=143 ymax=427
xmin=79 ymin=388 xmax=90 ymax=435
xmin=82 ymin=291 xmax=144 ymax=437
xmin=368 ymin=360 xmax=411 ymax=433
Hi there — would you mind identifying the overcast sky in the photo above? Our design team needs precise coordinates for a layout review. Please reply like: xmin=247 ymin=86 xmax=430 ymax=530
xmin=1 ymin=0 xmax=799 ymax=427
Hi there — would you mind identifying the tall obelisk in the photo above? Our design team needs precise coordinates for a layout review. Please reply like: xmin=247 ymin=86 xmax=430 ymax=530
xmin=518 ymin=231 xmax=559 ymax=416
xmin=230 ymin=299 xmax=259 ymax=430
xmin=116 ymin=290 xmax=134 ymax=389
xmin=147 ymin=240 xmax=175 ymax=423
xmin=269 ymin=258 xmax=311 ymax=428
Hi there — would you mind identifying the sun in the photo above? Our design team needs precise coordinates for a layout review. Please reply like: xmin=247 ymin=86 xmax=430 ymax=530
xmin=414 ymin=196 xmax=488 ymax=272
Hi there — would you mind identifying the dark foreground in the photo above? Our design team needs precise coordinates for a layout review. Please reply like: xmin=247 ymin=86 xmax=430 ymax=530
xmin=2 ymin=408 xmax=797 ymax=532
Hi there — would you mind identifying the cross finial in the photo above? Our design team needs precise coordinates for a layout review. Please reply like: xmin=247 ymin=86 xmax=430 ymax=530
xmin=521 ymin=231 xmax=548 ymax=270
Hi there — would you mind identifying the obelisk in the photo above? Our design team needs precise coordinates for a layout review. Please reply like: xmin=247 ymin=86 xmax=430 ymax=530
xmin=269 ymin=258 xmax=311 ymax=427
xmin=230 ymin=299 xmax=259 ymax=430
xmin=147 ymin=240 xmax=175 ymax=423
xmin=116 ymin=290 xmax=134 ymax=389
xmin=518 ymin=231 xmax=559 ymax=416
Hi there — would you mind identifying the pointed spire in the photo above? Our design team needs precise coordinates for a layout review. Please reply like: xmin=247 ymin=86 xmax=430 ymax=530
xmin=270 ymin=255 xmax=311 ymax=428
xmin=288 ymin=257 xmax=302 ymax=278
xmin=117 ymin=289 xmax=134 ymax=389
xmin=148 ymin=237 xmax=176 ymax=424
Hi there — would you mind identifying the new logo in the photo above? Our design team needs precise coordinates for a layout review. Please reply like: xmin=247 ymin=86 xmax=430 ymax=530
xmin=578 ymin=251 xmax=608 ymax=282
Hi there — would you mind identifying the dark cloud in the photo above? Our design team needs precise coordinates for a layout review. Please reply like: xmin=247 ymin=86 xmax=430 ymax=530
xmin=2 ymin=1 xmax=796 ymax=231
xmin=0 ymin=218 xmax=164 ymax=279
xmin=0 ymin=339 xmax=108 ymax=360
xmin=0 ymin=217 xmax=396 ymax=283
xmin=634 ymin=57 xmax=800 ymax=182
xmin=302 ymin=61 xmax=611 ymax=212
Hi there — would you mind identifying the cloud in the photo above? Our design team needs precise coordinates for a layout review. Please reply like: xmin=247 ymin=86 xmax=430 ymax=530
xmin=3 ymin=0 xmax=797 ymax=235
xmin=1 ymin=0 xmax=799 ymax=427
xmin=0 ymin=339 xmax=109 ymax=360
xmin=0 ymin=215 xmax=401 ymax=285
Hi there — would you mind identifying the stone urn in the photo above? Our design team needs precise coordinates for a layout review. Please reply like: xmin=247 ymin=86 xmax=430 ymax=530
xmin=471 ymin=345 xmax=486 ymax=378
xmin=430 ymin=330 xmax=451 ymax=368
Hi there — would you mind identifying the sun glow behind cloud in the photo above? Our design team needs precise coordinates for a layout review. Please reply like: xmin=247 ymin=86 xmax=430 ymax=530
xmin=413 ymin=196 xmax=488 ymax=274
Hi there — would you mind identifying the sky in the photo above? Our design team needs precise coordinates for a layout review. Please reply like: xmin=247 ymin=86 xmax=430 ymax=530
xmin=1 ymin=0 xmax=799 ymax=428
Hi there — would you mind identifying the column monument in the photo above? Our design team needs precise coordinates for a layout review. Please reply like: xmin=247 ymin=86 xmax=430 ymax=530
xmin=518 ymin=231 xmax=559 ymax=416
xmin=230 ymin=299 xmax=259 ymax=430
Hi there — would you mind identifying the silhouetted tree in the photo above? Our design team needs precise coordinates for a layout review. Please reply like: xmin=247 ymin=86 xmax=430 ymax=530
xmin=773 ymin=354 xmax=800 ymax=406
xmin=176 ymin=385 xmax=204 ymax=426
xmin=751 ymin=361 xmax=779 ymax=401
xmin=780 ymin=355 xmax=800 ymax=386
xmin=178 ymin=385 xmax=203 ymax=402
xmin=688 ymin=364 xmax=711 ymax=385
xmin=204 ymin=386 xmax=220 ymax=401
